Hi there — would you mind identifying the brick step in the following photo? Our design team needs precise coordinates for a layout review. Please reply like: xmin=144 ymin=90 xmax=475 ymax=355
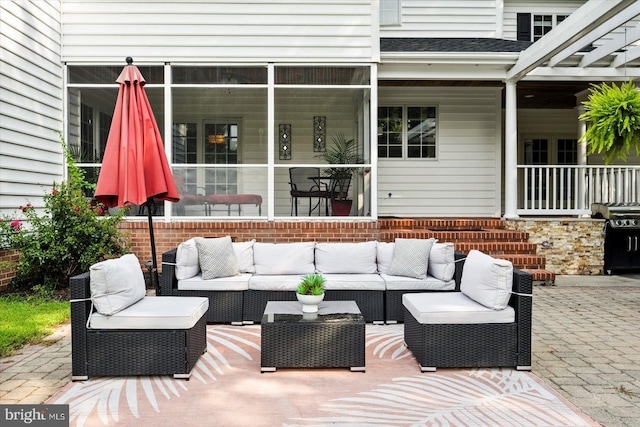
xmin=379 ymin=217 xmax=554 ymax=284
xmin=454 ymin=241 xmax=538 ymax=255
xmin=451 ymin=250 xmax=544 ymax=268
xmin=524 ymin=269 xmax=556 ymax=283
xmin=380 ymin=229 xmax=530 ymax=243
xmin=379 ymin=218 xmax=506 ymax=231
xmin=494 ymin=254 xmax=546 ymax=270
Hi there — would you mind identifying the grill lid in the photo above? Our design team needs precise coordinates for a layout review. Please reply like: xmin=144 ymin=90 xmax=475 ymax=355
xmin=592 ymin=203 xmax=640 ymax=228
xmin=592 ymin=202 xmax=640 ymax=219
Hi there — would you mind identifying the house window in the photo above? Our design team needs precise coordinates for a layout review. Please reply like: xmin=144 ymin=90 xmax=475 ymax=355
xmin=378 ymin=106 xmax=437 ymax=159
xmin=80 ymin=103 xmax=94 ymax=162
xmin=380 ymin=0 xmax=400 ymax=26
xmin=517 ymin=13 xmax=570 ymax=42
xmin=204 ymin=122 xmax=238 ymax=195
xmin=557 ymin=138 xmax=577 ymax=165
xmin=172 ymin=123 xmax=197 ymax=164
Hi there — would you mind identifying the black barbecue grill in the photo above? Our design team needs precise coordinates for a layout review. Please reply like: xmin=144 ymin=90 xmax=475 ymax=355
xmin=591 ymin=203 xmax=640 ymax=274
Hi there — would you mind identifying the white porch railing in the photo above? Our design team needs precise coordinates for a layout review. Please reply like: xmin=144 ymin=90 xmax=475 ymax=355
xmin=517 ymin=165 xmax=640 ymax=215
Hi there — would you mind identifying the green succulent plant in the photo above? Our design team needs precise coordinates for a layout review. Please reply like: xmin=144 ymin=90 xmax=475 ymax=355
xmin=296 ymin=273 xmax=326 ymax=296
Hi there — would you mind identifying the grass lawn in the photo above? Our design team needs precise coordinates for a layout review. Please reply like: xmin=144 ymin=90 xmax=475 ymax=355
xmin=0 ymin=296 xmax=70 ymax=357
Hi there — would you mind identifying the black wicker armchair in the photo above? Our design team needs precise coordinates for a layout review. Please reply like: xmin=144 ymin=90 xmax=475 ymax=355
xmin=70 ymin=272 xmax=208 ymax=380
xmin=404 ymin=261 xmax=532 ymax=372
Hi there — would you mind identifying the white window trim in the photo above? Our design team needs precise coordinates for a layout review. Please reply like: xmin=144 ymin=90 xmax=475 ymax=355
xmin=380 ymin=0 xmax=401 ymax=27
xmin=379 ymin=105 xmax=439 ymax=160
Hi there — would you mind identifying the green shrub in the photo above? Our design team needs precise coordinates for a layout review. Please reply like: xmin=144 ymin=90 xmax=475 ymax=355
xmin=0 ymin=137 xmax=129 ymax=293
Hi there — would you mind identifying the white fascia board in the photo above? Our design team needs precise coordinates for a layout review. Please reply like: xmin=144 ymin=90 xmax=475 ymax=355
xmin=524 ymin=66 xmax=640 ymax=81
xmin=507 ymin=0 xmax=637 ymax=81
xmin=378 ymin=63 xmax=510 ymax=80
xmin=381 ymin=52 xmax=519 ymax=66
xmin=547 ymin=2 xmax=640 ymax=68
xmin=580 ymin=25 xmax=640 ymax=67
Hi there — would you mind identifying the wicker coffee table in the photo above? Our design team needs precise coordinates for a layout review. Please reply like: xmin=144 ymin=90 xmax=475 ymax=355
xmin=261 ymin=300 xmax=365 ymax=372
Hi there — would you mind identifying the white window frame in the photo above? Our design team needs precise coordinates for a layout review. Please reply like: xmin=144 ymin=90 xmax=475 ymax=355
xmin=380 ymin=0 xmax=401 ymax=26
xmin=532 ymin=14 xmax=569 ymax=41
xmin=378 ymin=105 xmax=438 ymax=160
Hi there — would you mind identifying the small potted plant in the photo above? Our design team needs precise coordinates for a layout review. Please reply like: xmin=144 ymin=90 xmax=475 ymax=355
xmin=296 ymin=273 xmax=326 ymax=313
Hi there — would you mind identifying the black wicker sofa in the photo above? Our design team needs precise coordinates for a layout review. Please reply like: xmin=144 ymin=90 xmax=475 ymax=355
xmin=161 ymin=238 xmax=464 ymax=324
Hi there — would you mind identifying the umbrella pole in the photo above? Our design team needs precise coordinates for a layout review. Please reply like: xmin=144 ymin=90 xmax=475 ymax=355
xmin=146 ymin=197 xmax=160 ymax=296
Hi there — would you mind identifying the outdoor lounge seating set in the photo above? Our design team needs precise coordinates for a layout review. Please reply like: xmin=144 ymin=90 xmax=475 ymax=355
xmin=70 ymin=237 xmax=531 ymax=379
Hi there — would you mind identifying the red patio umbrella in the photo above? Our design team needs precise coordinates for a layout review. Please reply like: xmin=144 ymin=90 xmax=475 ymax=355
xmin=95 ymin=57 xmax=180 ymax=294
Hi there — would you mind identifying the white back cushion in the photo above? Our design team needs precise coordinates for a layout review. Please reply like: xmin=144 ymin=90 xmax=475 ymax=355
xmin=90 ymin=254 xmax=146 ymax=315
xmin=460 ymin=250 xmax=513 ymax=310
xmin=428 ymin=242 xmax=455 ymax=282
xmin=233 ymin=239 xmax=256 ymax=273
xmin=315 ymin=242 xmax=377 ymax=274
xmin=175 ymin=238 xmax=199 ymax=280
xmin=376 ymin=242 xmax=394 ymax=274
xmin=253 ymin=242 xmax=315 ymax=275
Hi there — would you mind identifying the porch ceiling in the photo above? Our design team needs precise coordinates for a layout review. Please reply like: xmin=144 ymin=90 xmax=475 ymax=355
xmin=378 ymin=80 xmax=590 ymax=109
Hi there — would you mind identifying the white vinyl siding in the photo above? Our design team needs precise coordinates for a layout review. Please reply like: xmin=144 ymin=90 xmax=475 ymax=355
xmin=378 ymin=87 xmax=502 ymax=217
xmin=380 ymin=0 xmax=498 ymax=38
xmin=61 ymin=0 xmax=375 ymax=63
xmin=503 ymin=0 xmax=584 ymax=41
xmin=0 ymin=0 xmax=63 ymax=215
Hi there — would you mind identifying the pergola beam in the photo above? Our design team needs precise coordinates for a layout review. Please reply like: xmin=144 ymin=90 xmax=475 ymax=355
xmin=611 ymin=44 xmax=640 ymax=68
xmin=547 ymin=4 xmax=640 ymax=68
xmin=580 ymin=24 xmax=640 ymax=67
xmin=507 ymin=0 xmax=637 ymax=81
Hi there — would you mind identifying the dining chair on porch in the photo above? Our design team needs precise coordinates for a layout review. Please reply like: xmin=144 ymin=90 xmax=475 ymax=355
xmin=289 ymin=167 xmax=330 ymax=216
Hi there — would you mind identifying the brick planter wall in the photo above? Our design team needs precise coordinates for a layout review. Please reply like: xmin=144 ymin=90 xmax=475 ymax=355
xmin=504 ymin=218 xmax=606 ymax=275
xmin=0 ymin=249 xmax=20 ymax=292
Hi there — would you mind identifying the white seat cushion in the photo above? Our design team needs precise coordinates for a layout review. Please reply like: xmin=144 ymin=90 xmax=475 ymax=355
xmin=178 ymin=273 xmax=251 ymax=291
xmin=322 ymin=273 xmax=385 ymax=291
xmin=89 ymin=296 xmax=208 ymax=330
xmin=248 ymin=275 xmax=302 ymax=291
xmin=403 ymin=292 xmax=515 ymax=324
xmin=381 ymin=274 xmax=455 ymax=291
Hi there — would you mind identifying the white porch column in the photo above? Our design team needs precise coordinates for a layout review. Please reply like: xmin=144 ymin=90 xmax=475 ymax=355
xmin=504 ymin=80 xmax=519 ymax=219
xmin=577 ymin=104 xmax=588 ymax=211
xmin=576 ymin=89 xmax=589 ymax=212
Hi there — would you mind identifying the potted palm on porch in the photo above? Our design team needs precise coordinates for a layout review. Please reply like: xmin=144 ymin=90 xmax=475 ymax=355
xmin=319 ymin=132 xmax=364 ymax=216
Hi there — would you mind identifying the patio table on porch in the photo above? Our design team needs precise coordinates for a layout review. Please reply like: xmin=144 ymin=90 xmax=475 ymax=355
xmin=260 ymin=300 xmax=365 ymax=372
